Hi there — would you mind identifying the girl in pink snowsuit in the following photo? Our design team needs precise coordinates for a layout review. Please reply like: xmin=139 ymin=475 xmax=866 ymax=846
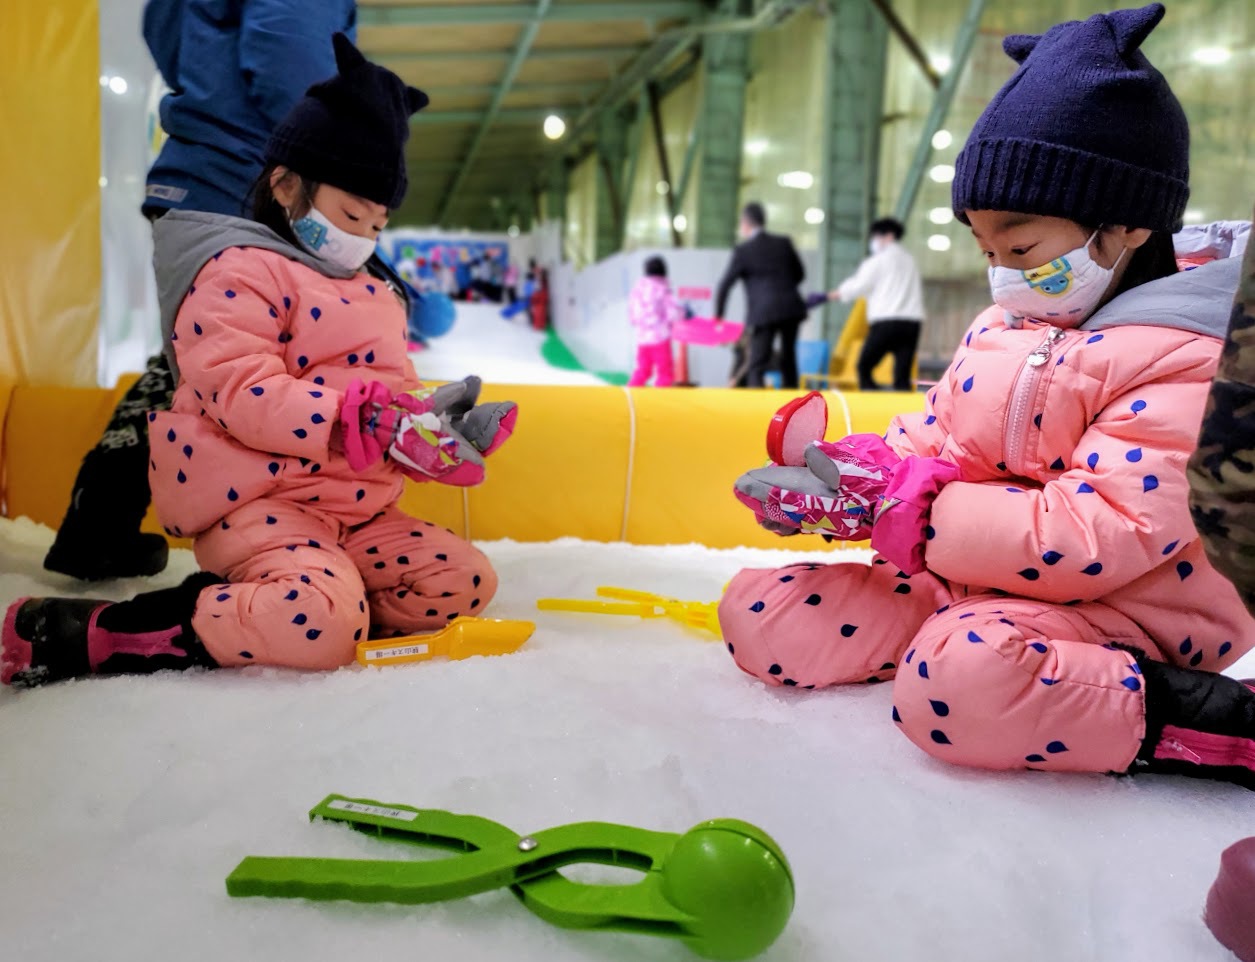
xmin=3 ymin=37 xmax=513 ymax=686
xmin=724 ymin=4 xmax=1255 ymax=790
xmin=627 ymin=256 xmax=683 ymax=388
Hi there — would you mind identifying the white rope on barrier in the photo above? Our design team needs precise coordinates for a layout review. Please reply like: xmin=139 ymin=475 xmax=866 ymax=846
xmin=620 ymin=386 xmax=638 ymax=543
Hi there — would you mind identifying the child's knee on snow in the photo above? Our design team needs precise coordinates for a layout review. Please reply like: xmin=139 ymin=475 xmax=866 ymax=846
xmin=277 ymin=586 xmax=371 ymax=668
xmin=718 ymin=568 xmax=895 ymax=689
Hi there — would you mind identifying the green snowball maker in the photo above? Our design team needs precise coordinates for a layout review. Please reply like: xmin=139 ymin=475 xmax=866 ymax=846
xmin=226 ymin=794 xmax=794 ymax=961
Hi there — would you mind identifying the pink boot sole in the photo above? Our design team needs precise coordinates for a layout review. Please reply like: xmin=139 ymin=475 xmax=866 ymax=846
xmin=1 ymin=598 xmax=33 ymax=686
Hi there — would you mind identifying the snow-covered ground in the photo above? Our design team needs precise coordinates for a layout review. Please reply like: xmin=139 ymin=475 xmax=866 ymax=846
xmin=411 ymin=302 xmax=603 ymax=386
xmin=1 ymin=515 xmax=1253 ymax=962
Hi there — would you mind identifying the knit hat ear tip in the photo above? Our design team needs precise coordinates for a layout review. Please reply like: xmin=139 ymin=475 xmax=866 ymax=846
xmin=406 ymin=87 xmax=430 ymax=114
xmin=1002 ymin=33 xmax=1039 ymax=64
xmin=1109 ymin=2 xmax=1167 ymax=56
xmin=332 ymin=32 xmax=366 ymax=70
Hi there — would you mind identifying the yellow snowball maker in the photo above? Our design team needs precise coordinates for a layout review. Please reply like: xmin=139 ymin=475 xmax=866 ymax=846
xmin=537 ymin=587 xmax=721 ymax=639
xmin=356 ymin=617 xmax=536 ymax=667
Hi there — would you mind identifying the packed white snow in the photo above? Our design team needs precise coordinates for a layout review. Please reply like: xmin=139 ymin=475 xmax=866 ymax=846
xmin=1 ymin=515 xmax=1253 ymax=962
xmin=411 ymin=302 xmax=602 ymax=386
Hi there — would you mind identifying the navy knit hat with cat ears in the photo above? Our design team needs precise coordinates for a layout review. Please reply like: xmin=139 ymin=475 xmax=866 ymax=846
xmin=265 ymin=33 xmax=429 ymax=209
xmin=952 ymin=3 xmax=1189 ymax=232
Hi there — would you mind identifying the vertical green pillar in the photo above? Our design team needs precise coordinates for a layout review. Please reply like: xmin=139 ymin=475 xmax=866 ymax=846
xmin=818 ymin=0 xmax=888 ymax=342
xmin=694 ymin=1 xmax=750 ymax=249
xmin=594 ymin=108 xmax=629 ymax=262
xmin=544 ymin=158 xmax=569 ymax=227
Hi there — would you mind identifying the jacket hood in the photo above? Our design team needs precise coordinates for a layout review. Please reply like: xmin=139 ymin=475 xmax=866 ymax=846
xmin=152 ymin=210 xmax=355 ymax=377
xmin=1082 ymin=254 xmax=1241 ymax=339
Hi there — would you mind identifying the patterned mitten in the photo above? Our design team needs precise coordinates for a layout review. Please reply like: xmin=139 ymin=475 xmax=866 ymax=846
xmin=734 ymin=435 xmax=959 ymax=574
xmin=340 ymin=377 xmax=517 ymax=486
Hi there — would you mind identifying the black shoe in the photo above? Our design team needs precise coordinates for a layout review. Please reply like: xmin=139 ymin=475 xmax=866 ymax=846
xmin=44 ymin=532 xmax=170 ymax=581
xmin=1132 ymin=658 xmax=1255 ymax=790
xmin=2 ymin=572 xmax=221 ymax=687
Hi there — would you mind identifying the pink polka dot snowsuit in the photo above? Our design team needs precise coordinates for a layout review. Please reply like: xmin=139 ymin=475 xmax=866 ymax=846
xmin=721 ymin=273 xmax=1255 ymax=776
xmin=149 ymin=247 xmax=496 ymax=670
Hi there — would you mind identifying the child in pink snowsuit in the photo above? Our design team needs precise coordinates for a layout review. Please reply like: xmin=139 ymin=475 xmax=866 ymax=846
xmin=724 ymin=4 xmax=1255 ymax=791
xmin=627 ymin=256 xmax=682 ymax=387
xmin=3 ymin=37 xmax=514 ymax=686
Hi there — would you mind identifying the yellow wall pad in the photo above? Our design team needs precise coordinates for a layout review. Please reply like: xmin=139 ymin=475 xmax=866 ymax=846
xmin=4 ymin=381 xmax=924 ymax=550
xmin=0 ymin=3 xmax=101 ymax=387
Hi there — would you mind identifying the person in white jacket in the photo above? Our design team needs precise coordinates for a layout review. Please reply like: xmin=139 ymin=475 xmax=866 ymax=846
xmin=828 ymin=217 xmax=925 ymax=390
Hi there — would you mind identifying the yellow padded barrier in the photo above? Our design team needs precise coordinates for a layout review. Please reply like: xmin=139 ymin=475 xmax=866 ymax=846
xmin=3 ymin=381 xmax=925 ymax=549
xmin=0 ymin=376 xmax=14 ymax=505
xmin=0 ymin=1 xmax=101 ymax=387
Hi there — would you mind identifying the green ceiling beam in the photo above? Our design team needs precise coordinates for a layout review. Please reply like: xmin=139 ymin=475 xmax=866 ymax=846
xmin=358 ymin=2 xmax=702 ymax=28
xmin=411 ymin=108 xmax=551 ymax=125
xmin=419 ymin=81 xmax=599 ymax=99
xmin=434 ymin=0 xmax=553 ymax=224
xmin=371 ymin=45 xmax=644 ymax=64
xmin=892 ymin=0 xmax=987 ymax=222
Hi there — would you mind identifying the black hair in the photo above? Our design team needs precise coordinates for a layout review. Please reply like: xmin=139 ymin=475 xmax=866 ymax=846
xmin=644 ymin=255 xmax=668 ymax=278
xmin=870 ymin=217 xmax=905 ymax=240
xmin=742 ymin=202 xmax=766 ymax=229
xmin=247 ymin=163 xmax=319 ymax=246
xmin=1108 ymin=229 xmax=1178 ymax=298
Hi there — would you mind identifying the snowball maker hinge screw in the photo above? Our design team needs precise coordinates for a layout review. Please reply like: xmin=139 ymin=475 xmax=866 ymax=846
xmin=225 ymin=793 xmax=795 ymax=961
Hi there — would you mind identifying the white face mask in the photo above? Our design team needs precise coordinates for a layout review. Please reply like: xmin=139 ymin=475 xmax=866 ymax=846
xmin=988 ymin=230 xmax=1125 ymax=327
xmin=869 ymin=236 xmax=890 ymax=255
xmin=291 ymin=206 xmax=376 ymax=272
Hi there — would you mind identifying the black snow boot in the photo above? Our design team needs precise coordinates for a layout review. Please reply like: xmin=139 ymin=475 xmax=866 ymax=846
xmin=2 ymin=572 xmax=221 ymax=688
xmin=1132 ymin=658 xmax=1255 ymax=790
xmin=44 ymin=353 xmax=175 ymax=580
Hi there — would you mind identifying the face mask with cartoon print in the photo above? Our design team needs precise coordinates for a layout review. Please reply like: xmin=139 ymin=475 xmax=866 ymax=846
xmin=988 ymin=230 xmax=1126 ymax=328
xmin=291 ymin=206 xmax=377 ymax=272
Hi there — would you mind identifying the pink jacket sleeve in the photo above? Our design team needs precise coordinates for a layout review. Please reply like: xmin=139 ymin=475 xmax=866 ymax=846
xmin=924 ymin=344 xmax=1216 ymax=602
xmin=171 ymin=250 xmax=344 ymax=459
xmin=664 ymin=289 xmax=684 ymax=326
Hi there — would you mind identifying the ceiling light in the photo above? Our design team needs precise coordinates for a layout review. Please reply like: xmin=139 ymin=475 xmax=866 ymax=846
xmin=108 ymin=76 xmax=128 ymax=95
xmin=927 ymin=234 xmax=951 ymax=252
xmin=804 ymin=207 xmax=825 ymax=225
xmin=1183 ymin=209 xmax=1205 ymax=224
xmin=931 ymin=54 xmax=952 ymax=74
xmin=656 ymin=181 xmax=670 ymax=196
xmin=1193 ymin=47 xmax=1231 ymax=66
xmin=928 ymin=164 xmax=955 ymax=184
xmin=777 ymin=170 xmax=814 ymax=190
xmin=928 ymin=207 xmax=954 ymax=225
xmin=931 ymin=129 xmax=953 ymax=150
xmin=745 ymin=139 xmax=768 ymax=157
xmin=672 ymin=214 xmax=688 ymax=232
xmin=543 ymin=114 xmax=566 ymax=140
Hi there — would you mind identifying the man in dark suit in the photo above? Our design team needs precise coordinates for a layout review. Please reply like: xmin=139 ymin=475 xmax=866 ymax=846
xmin=715 ymin=202 xmax=808 ymax=388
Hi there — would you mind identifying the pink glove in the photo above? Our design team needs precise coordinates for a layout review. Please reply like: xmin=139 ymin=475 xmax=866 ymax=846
xmin=734 ymin=434 xmax=959 ymax=574
xmin=340 ymin=380 xmax=401 ymax=471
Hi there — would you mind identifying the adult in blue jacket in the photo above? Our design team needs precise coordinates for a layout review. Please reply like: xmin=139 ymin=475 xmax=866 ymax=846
xmin=46 ymin=0 xmax=357 ymax=580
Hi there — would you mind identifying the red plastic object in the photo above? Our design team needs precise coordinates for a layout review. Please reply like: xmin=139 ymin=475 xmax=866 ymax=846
xmin=530 ymin=286 xmax=549 ymax=331
xmin=1207 ymin=836 xmax=1255 ymax=962
xmin=672 ymin=317 xmax=744 ymax=346
xmin=767 ymin=391 xmax=828 ymax=466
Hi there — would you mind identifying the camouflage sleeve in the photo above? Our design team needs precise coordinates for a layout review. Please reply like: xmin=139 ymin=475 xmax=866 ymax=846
xmin=1189 ymin=214 xmax=1255 ymax=612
